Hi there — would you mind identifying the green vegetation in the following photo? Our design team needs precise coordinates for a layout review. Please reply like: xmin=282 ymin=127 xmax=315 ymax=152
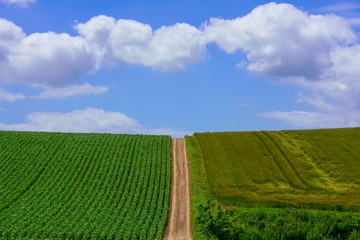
xmin=194 ymin=129 xmax=360 ymax=208
xmin=0 ymin=131 xmax=171 ymax=240
xmin=186 ymin=128 xmax=360 ymax=239
xmin=195 ymin=201 xmax=360 ymax=240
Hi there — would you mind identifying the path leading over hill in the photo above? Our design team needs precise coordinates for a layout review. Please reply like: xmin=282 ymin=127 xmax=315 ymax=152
xmin=164 ymin=139 xmax=192 ymax=240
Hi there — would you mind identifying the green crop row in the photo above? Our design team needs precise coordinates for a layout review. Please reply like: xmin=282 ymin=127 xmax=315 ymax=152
xmin=0 ymin=131 xmax=171 ymax=239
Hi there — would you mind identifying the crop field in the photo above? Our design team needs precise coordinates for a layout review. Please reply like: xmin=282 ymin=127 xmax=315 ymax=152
xmin=186 ymin=128 xmax=360 ymax=239
xmin=0 ymin=131 xmax=171 ymax=239
xmin=193 ymin=128 xmax=360 ymax=208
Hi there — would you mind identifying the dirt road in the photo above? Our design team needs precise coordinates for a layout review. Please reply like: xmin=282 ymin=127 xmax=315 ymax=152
xmin=164 ymin=139 xmax=192 ymax=240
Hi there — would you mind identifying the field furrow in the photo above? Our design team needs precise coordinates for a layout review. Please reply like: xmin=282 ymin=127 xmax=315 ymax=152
xmin=254 ymin=131 xmax=308 ymax=190
xmin=192 ymin=129 xmax=360 ymax=208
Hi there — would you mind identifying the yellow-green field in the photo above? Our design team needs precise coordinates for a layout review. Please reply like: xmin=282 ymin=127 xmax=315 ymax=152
xmin=194 ymin=128 xmax=360 ymax=209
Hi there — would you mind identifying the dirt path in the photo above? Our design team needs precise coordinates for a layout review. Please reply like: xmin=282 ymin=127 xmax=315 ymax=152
xmin=164 ymin=139 xmax=192 ymax=240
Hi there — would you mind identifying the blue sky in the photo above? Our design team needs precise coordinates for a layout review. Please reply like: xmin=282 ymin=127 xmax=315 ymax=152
xmin=0 ymin=0 xmax=359 ymax=137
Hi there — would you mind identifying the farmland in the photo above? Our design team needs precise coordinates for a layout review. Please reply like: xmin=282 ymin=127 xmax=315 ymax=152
xmin=193 ymin=128 xmax=360 ymax=208
xmin=186 ymin=128 xmax=360 ymax=239
xmin=0 ymin=131 xmax=171 ymax=239
xmin=2 ymin=128 xmax=360 ymax=239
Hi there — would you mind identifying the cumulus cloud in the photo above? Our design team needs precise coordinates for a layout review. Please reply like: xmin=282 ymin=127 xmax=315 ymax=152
xmin=0 ymin=18 xmax=25 ymax=79
xmin=200 ymin=2 xmax=360 ymax=128
xmin=204 ymin=2 xmax=355 ymax=79
xmin=1 ymin=2 xmax=360 ymax=129
xmin=261 ymin=44 xmax=360 ymax=127
xmin=7 ymin=32 xmax=98 ymax=87
xmin=0 ymin=3 xmax=357 ymax=86
xmin=0 ymin=18 xmax=25 ymax=46
xmin=2 ymin=3 xmax=355 ymax=85
xmin=0 ymin=108 xmax=192 ymax=138
xmin=76 ymin=15 xmax=206 ymax=70
xmin=33 ymin=83 xmax=110 ymax=99
xmin=145 ymin=23 xmax=205 ymax=70
xmin=0 ymin=15 xmax=205 ymax=98
xmin=0 ymin=19 xmax=106 ymax=100
xmin=1 ymin=0 xmax=35 ymax=8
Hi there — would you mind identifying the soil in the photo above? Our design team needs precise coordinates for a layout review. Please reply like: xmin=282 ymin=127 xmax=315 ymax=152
xmin=163 ymin=139 xmax=192 ymax=240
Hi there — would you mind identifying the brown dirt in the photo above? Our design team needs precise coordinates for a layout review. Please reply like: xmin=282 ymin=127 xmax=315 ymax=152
xmin=163 ymin=139 xmax=192 ymax=240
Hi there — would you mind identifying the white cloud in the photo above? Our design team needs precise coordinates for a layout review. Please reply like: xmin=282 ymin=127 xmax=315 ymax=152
xmin=0 ymin=87 xmax=25 ymax=102
xmin=0 ymin=83 xmax=110 ymax=102
xmin=1 ymin=0 xmax=35 ymax=8
xmin=200 ymin=2 xmax=360 ymax=129
xmin=76 ymin=16 xmax=206 ymax=70
xmin=33 ymin=83 xmax=110 ymax=99
xmin=260 ymin=110 xmax=360 ymax=128
xmin=144 ymin=23 xmax=205 ymax=70
xmin=0 ymin=18 xmax=25 ymax=80
xmin=0 ymin=4 xmax=357 ymax=87
xmin=0 ymin=108 xmax=140 ymax=133
xmin=74 ymin=15 xmax=117 ymax=68
xmin=286 ymin=45 xmax=360 ymax=108
xmin=1 ymin=3 xmax=355 ymax=88
xmin=0 ymin=22 xmax=105 ymax=100
xmin=204 ymin=2 xmax=355 ymax=79
xmin=0 ymin=108 xmax=192 ymax=137
xmin=0 ymin=18 xmax=25 ymax=47
xmin=0 ymin=3 xmax=360 ymax=130
xmin=7 ymin=32 xmax=98 ymax=87
xmin=260 ymin=44 xmax=360 ymax=127
xmin=0 ymin=107 xmax=5 ymax=111
xmin=0 ymin=15 xmax=205 ymax=92
xmin=267 ymin=44 xmax=360 ymax=128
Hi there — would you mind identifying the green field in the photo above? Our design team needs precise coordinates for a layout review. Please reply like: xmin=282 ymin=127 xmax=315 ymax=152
xmin=186 ymin=128 xmax=360 ymax=239
xmin=0 ymin=131 xmax=171 ymax=239
xmin=193 ymin=128 xmax=360 ymax=208
xmin=3 ymin=128 xmax=360 ymax=239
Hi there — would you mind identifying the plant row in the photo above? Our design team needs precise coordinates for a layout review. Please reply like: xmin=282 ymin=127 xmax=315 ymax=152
xmin=0 ymin=131 xmax=171 ymax=239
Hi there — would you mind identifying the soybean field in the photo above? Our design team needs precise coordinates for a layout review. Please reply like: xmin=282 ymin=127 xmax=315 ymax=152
xmin=0 ymin=131 xmax=171 ymax=239
xmin=192 ymin=128 xmax=360 ymax=209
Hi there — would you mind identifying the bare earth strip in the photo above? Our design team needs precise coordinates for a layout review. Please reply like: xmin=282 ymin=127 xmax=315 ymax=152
xmin=164 ymin=139 xmax=192 ymax=240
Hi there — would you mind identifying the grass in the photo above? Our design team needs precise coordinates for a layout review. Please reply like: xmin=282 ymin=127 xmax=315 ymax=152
xmin=186 ymin=128 xmax=360 ymax=239
xmin=0 ymin=131 xmax=171 ymax=239
xmin=193 ymin=129 xmax=360 ymax=209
